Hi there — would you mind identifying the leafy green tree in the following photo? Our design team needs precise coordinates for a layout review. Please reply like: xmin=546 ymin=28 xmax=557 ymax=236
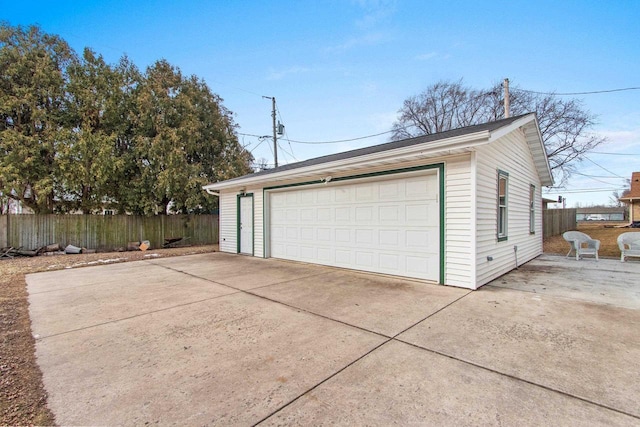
xmin=0 ymin=23 xmax=75 ymax=213
xmin=0 ymin=24 xmax=252 ymax=215
xmin=131 ymin=60 xmax=252 ymax=214
xmin=57 ymin=48 xmax=124 ymax=213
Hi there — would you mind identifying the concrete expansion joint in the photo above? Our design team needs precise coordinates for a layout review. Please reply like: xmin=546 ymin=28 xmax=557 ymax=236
xmin=253 ymin=290 xmax=475 ymax=426
xmin=35 ymin=291 xmax=243 ymax=341
xmin=401 ymin=338 xmax=640 ymax=420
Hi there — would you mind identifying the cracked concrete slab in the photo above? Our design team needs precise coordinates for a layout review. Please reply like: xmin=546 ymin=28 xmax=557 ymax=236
xmin=251 ymin=269 xmax=468 ymax=336
xmin=491 ymin=254 xmax=640 ymax=309
xmin=26 ymin=252 xmax=640 ymax=425
xmin=398 ymin=285 xmax=640 ymax=418
xmin=28 ymin=261 xmax=237 ymax=337
xmin=31 ymin=292 xmax=384 ymax=426
xmin=261 ymin=340 xmax=638 ymax=426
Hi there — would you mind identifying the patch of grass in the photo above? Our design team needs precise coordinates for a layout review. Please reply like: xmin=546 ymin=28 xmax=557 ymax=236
xmin=544 ymin=223 xmax=632 ymax=258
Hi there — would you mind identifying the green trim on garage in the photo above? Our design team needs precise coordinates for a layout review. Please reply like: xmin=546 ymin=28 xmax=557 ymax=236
xmin=236 ymin=193 xmax=254 ymax=255
xmin=263 ymin=163 xmax=445 ymax=284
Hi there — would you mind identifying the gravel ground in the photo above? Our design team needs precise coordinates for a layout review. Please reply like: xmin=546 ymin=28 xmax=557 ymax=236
xmin=0 ymin=245 xmax=218 ymax=426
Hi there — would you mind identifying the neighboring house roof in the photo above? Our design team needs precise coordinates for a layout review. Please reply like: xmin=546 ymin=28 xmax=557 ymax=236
xmin=204 ymin=113 xmax=553 ymax=192
xmin=619 ymin=172 xmax=640 ymax=201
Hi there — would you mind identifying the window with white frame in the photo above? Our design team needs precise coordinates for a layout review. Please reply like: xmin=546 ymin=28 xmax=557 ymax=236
xmin=529 ymin=184 xmax=536 ymax=234
xmin=497 ymin=170 xmax=508 ymax=241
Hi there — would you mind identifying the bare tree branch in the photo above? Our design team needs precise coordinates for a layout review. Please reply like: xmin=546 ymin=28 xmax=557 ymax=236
xmin=391 ymin=79 xmax=606 ymax=184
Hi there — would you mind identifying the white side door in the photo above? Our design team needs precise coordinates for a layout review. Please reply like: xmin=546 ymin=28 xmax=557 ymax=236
xmin=239 ymin=195 xmax=253 ymax=255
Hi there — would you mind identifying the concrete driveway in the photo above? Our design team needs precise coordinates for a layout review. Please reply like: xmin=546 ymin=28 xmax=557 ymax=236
xmin=27 ymin=253 xmax=640 ymax=426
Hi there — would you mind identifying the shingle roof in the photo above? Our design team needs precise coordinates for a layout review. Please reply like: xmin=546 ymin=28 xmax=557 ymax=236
xmin=620 ymin=172 xmax=640 ymax=200
xmin=224 ymin=114 xmax=530 ymax=184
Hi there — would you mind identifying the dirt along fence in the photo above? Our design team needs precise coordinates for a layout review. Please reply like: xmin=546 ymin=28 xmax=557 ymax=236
xmin=1 ymin=214 xmax=219 ymax=252
xmin=543 ymin=208 xmax=577 ymax=239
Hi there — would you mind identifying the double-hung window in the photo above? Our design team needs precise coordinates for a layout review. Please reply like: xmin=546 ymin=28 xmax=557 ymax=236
xmin=497 ymin=170 xmax=508 ymax=241
xmin=529 ymin=184 xmax=536 ymax=234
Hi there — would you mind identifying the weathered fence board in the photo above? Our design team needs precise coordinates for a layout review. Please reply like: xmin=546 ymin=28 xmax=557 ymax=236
xmin=2 ymin=214 xmax=218 ymax=251
xmin=543 ymin=208 xmax=577 ymax=239
xmin=0 ymin=215 xmax=6 ymax=248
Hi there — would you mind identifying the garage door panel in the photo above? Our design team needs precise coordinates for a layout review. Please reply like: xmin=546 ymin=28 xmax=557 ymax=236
xmin=379 ymin=182 xmax=400 ymax=200
xmin=379 ymin=206 xmax=400 ymax=222
xmin=300 ymin=208 xmax=315 ymax=221
xmin=335 ymin=207 xmax=350 ymax=222
xmin=269 ymin=173 xmax=440 ymax=281
xmin=355 ymin=229 xmax=374 ymax=244
xmin=379 ymin=229 xmax=399 ymax=246
xmin=406 ymin=230 xmax=431 ymax=248
xmin=355 ymin=206 xmax=373 ymax=222
xmin=317 ymin=208 xmax=331 ymax=221
xmin=335 ymin=250 xmax=352 ymax=265
xmin=300 ymin=245 xmax=315 ymax=259
xmin=355 ymin=251 xmax=374 ymax=267
xmin=317 ymin=228 xmax=331 ymax=241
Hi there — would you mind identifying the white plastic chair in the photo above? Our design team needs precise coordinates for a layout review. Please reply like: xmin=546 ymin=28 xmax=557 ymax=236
xmin=617 ymin=232 xmax=640 ymax=262
xmin=562 ymin=231 xmax=600 ymax=260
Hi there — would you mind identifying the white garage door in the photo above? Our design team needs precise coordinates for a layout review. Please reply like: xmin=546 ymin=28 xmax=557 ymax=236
xmin=269 ymin=172 xmax=440 ymax=281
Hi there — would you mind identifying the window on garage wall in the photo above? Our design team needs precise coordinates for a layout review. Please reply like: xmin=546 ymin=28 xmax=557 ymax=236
xmin=497 ymin=170 xmax=509 ymax=241
xmin=529 ymin=184 xmax=536 ymax=234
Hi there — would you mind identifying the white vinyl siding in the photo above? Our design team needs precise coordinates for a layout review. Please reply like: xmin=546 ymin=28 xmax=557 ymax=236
xmin=252 ymin=190 xmax=264 ymax=257
xmin=475 ymin=130 xmax=543 ymax=287
xmin=212 ymin=117 xmax=547 ymax=290
xmin=218 ymin=188 xmax=263 ymax=256
xmin=218 ymin=192 xmax=237 ymax=253
xmin=443 ymin=155 xmax=474 ymax=288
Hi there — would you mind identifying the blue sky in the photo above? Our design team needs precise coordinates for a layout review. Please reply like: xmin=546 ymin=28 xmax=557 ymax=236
xmin=5 ymin=0 xmax=639 ymax=207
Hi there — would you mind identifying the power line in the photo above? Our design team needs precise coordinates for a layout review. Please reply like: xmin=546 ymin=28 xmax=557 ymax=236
xmin=579 ymin=174 xmax=624 ymax=186
xmin=242 ymin=89 xmax=496 ymax=146
xmin=544 ymin=187 xmax=624 ymax=194
xmin=275 ymin=106 xmax=297 ymax=161
xmin=590 ymin=151 xmax=640 ymax=156
xmin=582 ymin=155 xmax=626 ymax=179
xmin=277 ymin=141 xmax=296 ymax=163
xmin=238 ymin=132 xmax=269 ymax=139
xmin=571 ymin=172 xmax=628 ymax=180
xmin=515 ymin=87 xmax=640 ymax=96
xmin=285 ymin=129 xmax=396 ymax=145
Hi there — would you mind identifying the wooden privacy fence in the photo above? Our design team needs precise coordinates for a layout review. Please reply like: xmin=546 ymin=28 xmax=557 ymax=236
xmin=1 ymin=214 xmax=219 ymax=251
xmin=543 ymin=208 xmax=577 ymax=239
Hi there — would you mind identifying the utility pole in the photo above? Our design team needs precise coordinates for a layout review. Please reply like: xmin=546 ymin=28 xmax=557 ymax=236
xmin=262 ymin=96 xmax=278 ymax=168
xmin=503 ymin=78 xmax=510 ymax=118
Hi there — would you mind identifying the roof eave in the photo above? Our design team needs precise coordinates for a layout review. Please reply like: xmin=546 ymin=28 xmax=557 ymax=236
xmin=488 ymin=113 xmax=553 ymax=187
xmin=204 ymin=130 xmax=491 ymax=191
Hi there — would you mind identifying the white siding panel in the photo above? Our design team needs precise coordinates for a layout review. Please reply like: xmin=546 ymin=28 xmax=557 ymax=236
xmin=218 ymin=188 xmax=263 ymax=256
xmin=444 ymin=155 xmax=474 ymax=288
xmin=475 ymin=130 xmax=543 ymax=287
xmin=219 ymin=192 xmax=237 ymax=253
xmin=251 ymin=189 xmax=264 ymax=258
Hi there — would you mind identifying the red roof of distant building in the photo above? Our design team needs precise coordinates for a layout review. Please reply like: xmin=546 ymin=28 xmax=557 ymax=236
xmin=620 ymin=172 xmax=640 ymax=200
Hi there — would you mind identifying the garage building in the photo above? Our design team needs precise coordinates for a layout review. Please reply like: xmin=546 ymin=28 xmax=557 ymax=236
xmin=203 ymin=113 xmax=553 ymax=290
